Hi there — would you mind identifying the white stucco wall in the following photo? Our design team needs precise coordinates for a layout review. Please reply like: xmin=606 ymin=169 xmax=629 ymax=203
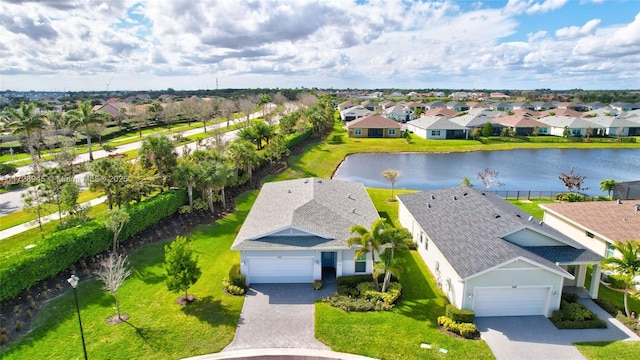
xmin=340 ymin=248 xmax=373 ymax=276
xmin=406 ymin=124 xmax=427 ymax=139
xmin=542 ymin=212 xmax=608 ymax=257
xmin=463 ymin=262 xmax=565 ymax=316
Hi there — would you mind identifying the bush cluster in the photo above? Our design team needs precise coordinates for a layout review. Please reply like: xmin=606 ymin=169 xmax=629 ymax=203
xmin=606 ymin=274 xmax=628 ymax=290
xmin=551 ymin=298 xmax=607 ymax=329
xmin=437 ymin=316 xmax=478 ymax=339
xmin=222 ymin=263 xmax=246 ymax=296
xmin=326 ymin=276 xmax=402 ymax=312
xmin=0 ymin=190 xmax=187 ymax=301
xmin=593 ymin=298 xmax=619 ymax=316
xmin=445 ymin=304 xmax=476 ymax=323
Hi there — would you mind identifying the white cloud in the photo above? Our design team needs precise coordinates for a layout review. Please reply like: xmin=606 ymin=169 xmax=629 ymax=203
xmin=528 ymin=30 xmax=548 ymax=41
xmin=556 ymin=19 xmax=601 ymax=38
xmin=504 ymin=0 xmax=568 ymax=15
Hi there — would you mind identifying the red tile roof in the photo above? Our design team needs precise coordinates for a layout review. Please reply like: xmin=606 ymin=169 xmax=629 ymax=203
xmin=346 ymin=115 xmax=401 ymax=129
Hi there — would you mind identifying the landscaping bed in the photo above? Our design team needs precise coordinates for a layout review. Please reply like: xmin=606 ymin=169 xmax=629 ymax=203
xmin=551 ymin=293 xmax=606 ymax=329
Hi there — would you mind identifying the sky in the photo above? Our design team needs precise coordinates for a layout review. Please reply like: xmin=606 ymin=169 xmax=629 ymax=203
xmin=0 ymin=0 xmax=639 ymax=92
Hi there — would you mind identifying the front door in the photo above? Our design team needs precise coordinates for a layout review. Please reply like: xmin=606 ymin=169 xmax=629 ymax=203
xmin=321 ymin=251 xmax=336 ymax=268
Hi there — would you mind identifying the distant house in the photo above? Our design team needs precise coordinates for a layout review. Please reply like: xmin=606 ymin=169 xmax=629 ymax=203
xmin=346 ymin=115 xmax=402 ymax=138
xmin=337 ymin=100 xmax=355 ymax=111
xmin=422 ymin=107 xmax=458 ymax=117
xmin=385 ymin=105 xmax=414 ymax=122
xmin=232 ymin=178 xmax=380 ymax=284
xmin=554 ymin=102 xmax=589 ymax=112
xmin=489 ymin=92 xmax=510 ymax=99
xmin=398 ymin=187 xmax=602 ymax=317
xmin=92 ymin=102 xmax=128 ymax=118
xmin=494 ymin=115 xmax=549 ymax=136
xmin=540 ymin=201 xmax=640 ymax=259
xmin=340 ymin=105 xmax=373 ymax=122
xmin=583 ymin=114 xmax=639 ymax=136
xmin=360 ymin=100 xmax=378 ymax=111
xmin=450 ymin=108 xmax=503 ymax=133
xmin=491 ymin=102 xmax=514 ymax=112
xmin=531 ymin=101 xmax=555 ymax=111
xmin=445 ymin=101 xmax=469 ymax=112
xmin=449 ymin=92 xmax=470 ymax=100
xmin=536 ymin=116 xmax=600 ymax=137
xmin=610 ymin=102 xmax=640 ymax=112
xmin=538 ymin=108 xmax=583 ymax=118
xmin=424 ymin=101 xmax=447 ymax=110
xmin=406 ymin=116 xmax=468 ymax=139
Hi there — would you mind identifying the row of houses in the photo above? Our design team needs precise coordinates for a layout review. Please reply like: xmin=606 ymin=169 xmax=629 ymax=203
xmin=339 ymin=99 xmax=640 ymax=139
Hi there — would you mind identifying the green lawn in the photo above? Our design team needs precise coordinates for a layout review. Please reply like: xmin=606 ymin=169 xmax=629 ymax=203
xmin=1 ymin=191 xmax=256 ymax=359
xmin=585 ymin=266 xmax=640 ymax=316
xmin=576 ymin=341 xmax=640 ymax=360
xmin=316 ymin=250 xmax=495 ymax=360
xmin=506 ymin=199 xmax=555 ymax=220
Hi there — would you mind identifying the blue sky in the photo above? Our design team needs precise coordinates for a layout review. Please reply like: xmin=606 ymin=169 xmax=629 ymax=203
xmin=0 ymin=0 xmax=639 ymax=91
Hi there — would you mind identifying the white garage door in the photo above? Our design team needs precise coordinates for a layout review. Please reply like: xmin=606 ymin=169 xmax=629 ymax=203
xmin=247 ymin=257 xmax=314 ymax=284
xmin=473 ymin=287 xmax=550 ymax=317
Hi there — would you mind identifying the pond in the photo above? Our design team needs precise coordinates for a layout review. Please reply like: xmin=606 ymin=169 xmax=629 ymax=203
xmin=332 ymin=148 xmax=640 ymax=196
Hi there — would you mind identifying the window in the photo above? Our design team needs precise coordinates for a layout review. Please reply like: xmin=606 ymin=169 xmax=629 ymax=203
xmin=424 ymin=233 xmax=429 ymax=250
xmin=431 ymin=130 xmax=441 ymax=136
xmin=355 ymin=253 xmax=366 ymax=272
xmin=388 ymin=128 xmax=396 ymax=135
xmin=354 ymin=128 xmax=362 ymax=135
xmin=606 ymin=243 xmax=615 ymax=258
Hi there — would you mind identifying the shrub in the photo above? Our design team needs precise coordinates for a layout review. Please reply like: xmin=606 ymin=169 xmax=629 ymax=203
xmin=606 ymin=274 xmax=628 ymax=290
xmin=561 ymin=292 xmax=579 ymax=303
xmin=337 ymin=275 xmax=372 ymax=288
xmin=228 ymin=263 xmax=246 ymax=288
xmin=226 ymin=285 xmax=245 ymax=296
xmin=0 ymin=190 xmax=187 ymax=301
xmin=437 ymin=315 xmax=478 ymax=339
xmin=594 ymin=298 xmax=619 ymax=316
xmin=323 ymin=295 xmax=375 ymax=312
xmin=446 ymin=304 xmax=476 ymax=323
xmin=553 ymin=318 xmax=607 ymax=329
xmin=356 ymin=282 xmax=402 ymax=305
xmin=551 ymin=300 xmax=607 ymax=329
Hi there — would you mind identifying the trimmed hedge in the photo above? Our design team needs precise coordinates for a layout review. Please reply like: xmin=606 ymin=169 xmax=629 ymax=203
xmin=437 ymin=316 xmax=478 ymax=339
xmin=285 ymin=128 xmax=312 ymax=148
xmin=551 ymin=300 xmax=607 ymax=329
xmin=337 ymin=274 xmax=373 ymax=288
xmin=0 ymin=190 xmax=187 ymax=301
xmin=446 ymin=304 xmax=476 ymax=323
xmin=356 ymin=282 xmax=402 ymax=305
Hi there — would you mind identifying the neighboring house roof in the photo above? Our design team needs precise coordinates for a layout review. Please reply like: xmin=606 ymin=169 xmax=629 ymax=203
xmin=538 ymin=108 xmax=583 ymax=118
xmin=341 ymin=105 xmax=372 ymax=118
xmin=232 ymin=178 xmax=380 ymax=250
xmin=338 ymin=100 xmax=355 ymax=111
xmin=422 ymin=107 xmax=458 ymax=117
xmin=536 ymin=116 xmax=598 ymax=128
xmin=407 ymin=116 xmax=467 ymax=130
xmin=397 ymin=187 xmax=601 ymax=280
xmin=540 ymin=201 xmax=640 ymax=244
xmin=347 ymin=115 xmax=401 ymax=129
xmin=584 ymin=115 xmax=640 ymax=128
xmin=450 ymin=109 xmax=501 ymax=127
xmin=494 ymin=115 xmax=548 ymax=128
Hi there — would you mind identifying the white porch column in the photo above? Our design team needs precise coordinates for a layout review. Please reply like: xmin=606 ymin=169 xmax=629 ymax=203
xmin=576 ymin=265 xmax=587 ymax=287
xmin=336 ymin=250 xmax=343 ymax=277
xmin=589 ymin=264 xmax=601 ymax=299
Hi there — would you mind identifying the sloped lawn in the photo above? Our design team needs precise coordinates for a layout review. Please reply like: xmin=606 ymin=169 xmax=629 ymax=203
xmin=316 ymin=251 xmax=495 ymax=360
xmin=575 ymin=341 xmax=640 ymax=360
xmin=0 ymin=192 xmax=257 ymax=360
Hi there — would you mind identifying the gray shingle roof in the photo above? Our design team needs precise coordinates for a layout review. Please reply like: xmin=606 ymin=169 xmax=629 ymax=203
xmin=397 ymin=187 xmax=602 ymax=279
xmin=232 ymin=178 xmax=380 ymax=250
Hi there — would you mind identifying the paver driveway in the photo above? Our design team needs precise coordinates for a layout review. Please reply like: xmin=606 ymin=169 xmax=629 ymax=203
xmin=475 ymin=298 xmax=639 ymax=360
xmin=223 ymin=282 xmax=336 ymax=351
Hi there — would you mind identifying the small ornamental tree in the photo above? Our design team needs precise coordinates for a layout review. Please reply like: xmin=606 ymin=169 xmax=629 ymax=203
xmin=559 ymin=166 xmax=588 ymax=193
xmin=95 ymin=253 xmax=131 ymax=323
xmin=164 ymin=236 xmax=202 ymax=304
xmin=104 ymin=208 xmax=130 ymax=252
xmin=381 ymin=169 xmax=401 ymax=200
xmin=477 ymin=168 xmax=504 ymax=190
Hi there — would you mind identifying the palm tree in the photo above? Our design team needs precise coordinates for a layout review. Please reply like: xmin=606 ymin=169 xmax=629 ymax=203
xmin=601 ymin=240 xmax=640 ymax=317
xmin=378 ymin=227 xmax=413 ymax=292
xmin=253 ymin=121 xmax=275 ymax=149
xmin=374 ymin=253 xmax=404 ymax=293
xmin=173 ymin=157 xmax=201 ymax=212
xmin=599 ymin=179 xmax=616 ymax=200
xmin=5 ymin=101 xmax=45 ymax=167
xmin=87 ymin=157 xmax=126 ymax=209
xmin=347 ymin=218 xmax=387 ymax=291
xmin=66 ymin=100 xmax=109 ymax=161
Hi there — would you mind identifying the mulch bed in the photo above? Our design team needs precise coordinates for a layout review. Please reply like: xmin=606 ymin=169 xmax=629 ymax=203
xmin=0 ymin=133 xmax=321 ymax=348
xmin=438 ymin=325 xmax=482 ymax=340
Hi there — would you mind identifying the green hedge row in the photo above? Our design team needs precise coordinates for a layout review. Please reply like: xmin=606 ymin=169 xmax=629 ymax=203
xmin=437 ymin=316 xmax=478 ymax=339
xmin=0 ymin=190 xmax=187 ymax=301
xmin=445 ymin=304 xmax=476 ymax=323
xmin=285 ymin=128 xmax=312 ymax=148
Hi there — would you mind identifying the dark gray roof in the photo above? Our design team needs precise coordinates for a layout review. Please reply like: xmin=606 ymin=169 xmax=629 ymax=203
xmin=525 ymin=246 xmax=602 ymax=264
xmin=232 ymin=178 xmax=380 ymax=250
xmin=397 ymin=187 xmax=602 ymax=279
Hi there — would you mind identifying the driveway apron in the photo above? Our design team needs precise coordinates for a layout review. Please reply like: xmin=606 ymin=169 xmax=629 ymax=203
xmin=223 ymin=283 xmax=335 ymax=351
xmin=475 ymin=298 xmax=640 ymax=360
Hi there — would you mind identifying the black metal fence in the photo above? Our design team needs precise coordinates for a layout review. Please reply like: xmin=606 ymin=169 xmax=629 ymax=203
xmin=484 ymin=189 xmax=597 ymax=201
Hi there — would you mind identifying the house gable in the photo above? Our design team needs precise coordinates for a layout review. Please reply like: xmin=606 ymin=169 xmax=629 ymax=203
xmin=502 ymin=227 xmax=569 ymax=247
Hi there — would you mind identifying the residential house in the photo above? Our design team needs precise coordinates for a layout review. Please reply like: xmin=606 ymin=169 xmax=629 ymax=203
xmin=405 ymin=101 xmax=425 ymax=112
xmin=379 ymin=100 xmax=397 ymax=110
xmin=385 ymin=104 xmax=414 ymax=122
xmin=92 ymin=102 xmax=128 ymax=118
xmin=583 ymin=114 xmax=640 ymax=136
xmin=450 ymin=108 xmax=503 ymax=134
xmin=554 ymin=102 xmax=589 ymax=112
xmin=338 ymin=100 xmax=355 ymax=111
xmin=424 ymin=101 xmax=447 ymax=110
xmin=449 ymin=92 xmax=470 ymax=100
xmin=536 ymin=116 xmax=600 ymax=137
xmin=540 ymin=201 xmax=640 ymax=259
xmin=491 ymin=102 xmax=514 ymax=112
xmin=397 ymin=187 xmax=602 ymax=317
xmin=538 ymin=108 xmax=583 ymax=118
xmin=406 ymin=116 xmax=468 ymax=139
xmin=360 ymin=100 xmax=378 ymax=112
xmin=587 ymin=102 xmax=607 ymax=110
xmin=493 ymin=115 xmax=549 ymax=136
xmin=232 ymin=178 xmax=380 ymax=284
xmin=445 ymin=101 xmax=469 ymax=112
xmin=531 ymin=101 xmax=556 ymax=111
xmin=422 ymin=107 xmax=458 ymax=118
xmin=490 ymin=92 xmax=510 ymax=99
xmin=511 ymin=102 xmax=535 ymax=111
xmin=610 ymin=102 xmax=640 ymax=112
xmin=340 ymin=105 xmax=373 ymax=122
xmin=346 ymin=115 xmax=402 ymax=138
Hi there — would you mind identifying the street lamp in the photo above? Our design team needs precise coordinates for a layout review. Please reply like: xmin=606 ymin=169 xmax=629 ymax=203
xmin=67 ymin=275 xmax=88 ymax=360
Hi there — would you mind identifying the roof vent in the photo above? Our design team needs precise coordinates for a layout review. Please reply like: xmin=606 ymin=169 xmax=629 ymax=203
xmin=539 ymin=221 xmax=544 ymax=226
xmin=431 ymin=194 xmax=435 ymax=200
xmin=635 ymin=204 xmax=640 ymax=211
xmin=317 ymin=179 xmax=323 ymax=183
xmin=617 ymin=199 xmax=621 ymax=204
xmin=463 ymin=192 xmax=468 ymax=196
xmin=493 ymin=214 xmax=501 ymax=219
xmin=528 ymin=216 xmax=534 ymax=222
xmin=515 ymin=214 xmax=521 ymax=218
xmin=304 ymin=179 xmax=309 ymax=183
xmin=352 ymin=208 xmax=357 ymax=213
xmin=453 ymin=196 xmax=457 ymax=200
xmin=481 ymin=192 xmax=486 ymax=196
xmin=287 ymin=189 xmax=291 ymax=193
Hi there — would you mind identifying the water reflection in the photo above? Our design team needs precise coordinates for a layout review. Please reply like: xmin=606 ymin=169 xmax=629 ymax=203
xmin=332 ymin=148 xmax=640 ymax=196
